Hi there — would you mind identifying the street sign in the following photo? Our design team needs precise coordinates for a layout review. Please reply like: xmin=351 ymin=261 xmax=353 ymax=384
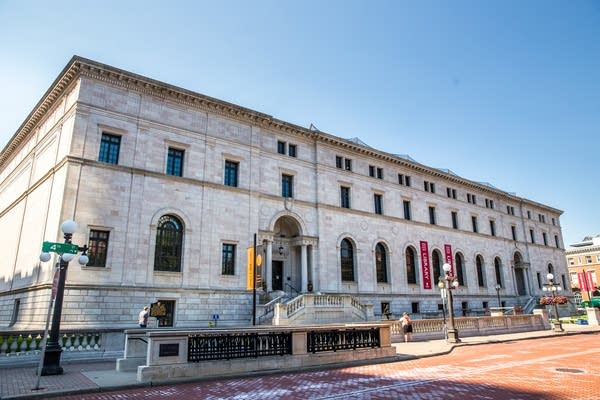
xmin=42 ymin=241 xmax=79 ymax=254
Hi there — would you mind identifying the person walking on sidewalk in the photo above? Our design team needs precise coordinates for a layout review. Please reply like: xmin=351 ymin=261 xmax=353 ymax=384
xmin=138 ymin=306 xmax=149 ymax=328
xmin=401 ymin=312 xmax=413 ymax=342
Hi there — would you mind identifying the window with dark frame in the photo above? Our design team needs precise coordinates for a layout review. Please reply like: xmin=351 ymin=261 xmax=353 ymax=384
xmin=281 ymin=174 xmax=293 ymax=198
xmin=405 ymin=175 xmax=411 ymax=186
xmin=156 ymin=300 xmax=175 ymax=327
xmin=221 ymin=243 xmax=236 ymax=275
xmin=369 ymin=165 xmax=376 ymax=177
xmin=554 ymin=235 xmax=560 ymax=248
xmin=345 ymin=158 xmax=352 ymax=171
xmin=451 ymin=211 xmax=458 ymax=229
xmin=336 ymin=156 xmax=343 ymax=169
xmin=403 ymin=200 xmax=411 ymax=220
xmin=472 ymin=216 xmax=478 ymax=233
xmin=341 ymin=238 xmax=355 ymax=281
xmin=530 ymin=229 xmax=535 ymax=243
xmin=99 ymin=133 xmax=121 ymax=164
xmin=166 ymin=147 xmax=184 ymax=177
xmin=411 ymin=302 xmax=419 ymax=314
xmin=543 ymin=232 xmax=548 ymax=246
xmin=429 ymin=206 xmax=436 ymax=225
xmin=494 ymin=257 xmax=502 ymax=287
xmin=154 ymin=215 xmax=184 ymax=272
xmin=376 ymin=167 xmax=383 ymax=179
xmin=511 ymin=225 xmax=517 ymax=241
xmin=224 ymin=160 xmax=239 ymax=187
xmin=375 ymin=243 xmax=387 ymax=283
xmin=406 ymin=247 xmax=417 ymax=284
xmin=277 ymin=141 xmax=286 ymax=154
xmin=88 ymin=229 xmax=110 ymax=268
xmin=476 ymin=255 xmax=485 ymax=287
xmin=374 ymin=194 xmax=383 ymax=215
xmin=340 ymin=186 xmax=351 ymax=208
xmin=288 ymin=144 xmax=297 ymax=157
xmin=489 ymin=220 xmax=496 ymax=236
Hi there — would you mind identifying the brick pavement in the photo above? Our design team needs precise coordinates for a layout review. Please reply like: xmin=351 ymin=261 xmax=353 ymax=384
xmin=1 ymin=324 xmax=598 ymax=399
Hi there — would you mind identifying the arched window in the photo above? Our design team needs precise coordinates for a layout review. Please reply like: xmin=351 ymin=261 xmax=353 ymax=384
xmin=432 ymin=250 xmax=442 ymax=285
xmin=154 ymin=215 xmax=184 ymax=272
xmin=375 ymin=243 xmax=388 ymax=283
xmin=455 ymin=252 xmax=465 ymax=286
xmin=476 ymin=255 xmax=485 ymax=287
xmin=494 ymin=257 xmax=502 ymax=287
xmin=406 ymin=247 xmax=417 ymax=284
xmin=548 ymin=263 xmax=554 ymax=275
xmin=341 ymin=239 xmax=355 ymax=282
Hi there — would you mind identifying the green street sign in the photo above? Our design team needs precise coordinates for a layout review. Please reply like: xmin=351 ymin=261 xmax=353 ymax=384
xmin=42 ymin=241 xmax=79 ymax=254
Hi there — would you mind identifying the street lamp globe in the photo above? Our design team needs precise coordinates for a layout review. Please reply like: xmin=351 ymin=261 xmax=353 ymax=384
xmin=495 ymin=284 xmax=501 ymax=291
xmin=78 ymin=254 xmax=89 ymax=266
xmin=452 ymin=280 xmax=459 ymax=288
xmin=443 ymin=263 xmax=452 ymax=273
xmin=438 ymin=280 xmax=445 ymax=289
xmin=546 ymin=273 xmax=554 ymax=281
xmin=61 ymin=253 xmax=75 ymax=262
xmin=61 ymin=220 xmax=77 ymax=235
xmin=40 ymin=252 xmax=52 ymax=262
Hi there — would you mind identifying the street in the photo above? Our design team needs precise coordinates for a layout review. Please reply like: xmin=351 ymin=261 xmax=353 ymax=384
xmin=62 ymin=333 xmax=600 ymax=399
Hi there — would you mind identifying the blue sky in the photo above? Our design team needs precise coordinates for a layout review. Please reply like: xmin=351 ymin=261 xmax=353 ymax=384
xmin=1 ymin=1 xmax=599 ymax=246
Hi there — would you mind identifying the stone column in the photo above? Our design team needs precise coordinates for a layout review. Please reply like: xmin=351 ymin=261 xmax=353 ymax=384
xmin=265 ymin=240 xmax=273 ymax=292
xmin=586 ymin=307 xmax=600 ymax=326
xmin=301 ymin=244 xmax=308 ymax=292
xmin=309 ymin=245 xmax=316 ymax=292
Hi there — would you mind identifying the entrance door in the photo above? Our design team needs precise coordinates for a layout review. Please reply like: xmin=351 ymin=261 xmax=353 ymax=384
xmin=515 ymin=268 xmax=527 ymax=295
xmin=272 ymin=261 xmax=283 ymax=291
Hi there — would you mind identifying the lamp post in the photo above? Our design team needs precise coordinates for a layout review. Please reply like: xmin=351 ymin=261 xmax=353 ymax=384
xmin=495 ymin=284 xmax=502 ymax=308
xmin=39 ymin=220 xmax=88 ymax=375
xmin=441 ymin=263 xmax=460 ymax=343
xmin=437 ymin=280 xmax=447 ymax=340
xmin=542 ymin=273 xmax=564 ymax=332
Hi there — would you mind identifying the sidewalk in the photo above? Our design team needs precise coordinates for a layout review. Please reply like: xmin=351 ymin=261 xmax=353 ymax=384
xmin=1 ymin=324 xmax=598 ymax=400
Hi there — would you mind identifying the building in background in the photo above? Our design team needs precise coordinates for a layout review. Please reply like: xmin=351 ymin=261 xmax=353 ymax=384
xmin=0 ymin=56 xmax=570 ymax=330
xmin=566 ymin=235 xmax=600 ymax=301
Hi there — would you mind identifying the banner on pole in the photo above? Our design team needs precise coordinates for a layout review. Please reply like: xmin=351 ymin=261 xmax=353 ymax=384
xmin=444 ymin=244 xmax=454 ymax=275
xmin=420 ymin=241 xmax=431 ymax=289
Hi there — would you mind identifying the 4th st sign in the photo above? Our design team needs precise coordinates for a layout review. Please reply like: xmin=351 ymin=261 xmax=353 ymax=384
xmin=42 ymin=241 xmax=79 ymax=254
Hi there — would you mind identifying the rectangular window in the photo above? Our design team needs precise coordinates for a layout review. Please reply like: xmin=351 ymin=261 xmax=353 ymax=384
xmin=586 ymin=256 xmax=593 ymax=263
xmin=472 ymin=216 xmax=478 ymax=233
xmin=224 ymin=160 xmax=239 ymax=187
xmin=221 ymin=243 xmax=236 ymax=275
xmin=166 ymin=147 xmax=184 ymax=177
xmin=529 ymin=229 xmax=535 ymax=243
xmin=411 ymin=302 xmax=419 ymax=314
xmin=281 ymin=174 xmax=294 ymax=198
xmin=369 ymin=165 xmax=376 ymax=177
xmin=424 ymin=181 xmax=435 ymax=192
xmin=374 ymin=194 xmax=383 ymax=215
xmin=451 ymin=211 xmax=458 ymax=229
xmin=490 ymin=220 xmax=496 ymax=236
xmin=340 ymin=186 xmax=351 ymax=208
xmin=403 ymin=200 xmax=411 ymax=220
xmin=467 ymin=193 xmax=477 ymax=205
xmin=88 ymin=229 xmax=110 ymax=268
xmin=447 ymin=188 xmax=456 ymax=199
xmin=543 ymin=232 xmax=548 ymax=246
xmin=344 ymin=158 xmax=352 ymax=171
xmin=277 ymin=141 xmax=286 ymax=154
xmin=99 ymin=133 xmax=121 ymax=164
xmin=336 ymin=156 xmax=343 ymax=169
xmin=376 ymin=167 xmax=383 ymax=179
xmin=511 ymin=226 xmax=517 ymax=241
xmin=405 ymin=176 xmax=411 ymax=186
xmin=527 ymin=210 xmax=531 ymax=219
xmin=288 ymin=144 xmax=297 ymax=157
xmin=398 ymin=174 xmax=404 ymax=185
xmin=429 ymin=206 xmax=436 ymax=225
xmin=485 ymin=199 xmax=494 ymax=209
xmin=568 ymin=257 xmax=574 ymax=265
xmin=424 ymin=181 xmax=429 ymax=191
xmin=536 ymin=272 xmax=542 ymax=290
xmin=552 ymin=218 xmax=556 ymax=226
xmin=555 ymin=235 xmax=560 ymax=248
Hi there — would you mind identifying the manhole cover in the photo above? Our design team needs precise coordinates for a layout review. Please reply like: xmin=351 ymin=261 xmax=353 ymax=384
xmin=555 ymin=368 xmax=584 ymax=374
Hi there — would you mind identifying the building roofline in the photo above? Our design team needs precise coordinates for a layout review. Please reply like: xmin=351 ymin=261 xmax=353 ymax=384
xmin=0 ymin=55 xmax=563 ymax=214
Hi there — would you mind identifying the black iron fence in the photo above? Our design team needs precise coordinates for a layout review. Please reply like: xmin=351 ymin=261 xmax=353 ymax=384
xmin=188 ymin=331 xmax=292 ymax=361
xmin=307 ymin=328 xmax=380 ymax=353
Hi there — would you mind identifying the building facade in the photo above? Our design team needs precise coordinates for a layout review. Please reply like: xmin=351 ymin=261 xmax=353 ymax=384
xmin=0 ymin=56 xmax=570 ymax=330
xmin=566 ymin=236 xmax=600 ymax=301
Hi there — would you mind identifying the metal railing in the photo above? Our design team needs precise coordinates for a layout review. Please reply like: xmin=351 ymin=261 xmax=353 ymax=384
xmin=188 ymin=331 xmax=292 ymax=361
xmin=307 ymin=328 xmax=380 ymax=353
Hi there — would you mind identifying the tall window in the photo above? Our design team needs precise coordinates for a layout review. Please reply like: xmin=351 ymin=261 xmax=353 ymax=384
xmin=340 ymin=186 xmax=351 ymax=208
xmin=455 ymin=252 xmax=465 ymax=286
xmin=277 ymin=141 xmax=286 ymax=154
xmin=221 ymin=243 xmax=236 ymax=275
xmin=336 ymin=156 xmax=343 ymax=168
xmin=166 ymin=147 xmax=184 ymax=177
xmin=88 ymin=229 xmax=110 ymax=268
xmin=451 ymin=211 xmax=458 ymax=229
xmin=476 ymin=255 xmax=485 ymax=287
xmin=429 ymin=206 xmax=436 ymax=225
xmin=489 ymin=220 xmax=496 ymax=236
xmin=472 ymin=216 xmax=478 ymax=233
xmin=374 ymin=194 xmax=383 ymax=215
xmin=406 ymin=247 xmax=417 ymax=284
xmin=554 ymin=235 xmax=560 ymax=248
xmin=511 ymin=226 xmax=517 ymax=241
xmin=224 ymin=160 xmax=239 ymax=187
xmin=543 ymin=232 xmax=548 ymax=246
xmin=154 ymin=215 xmax=183 ymax=272
xmin=282 ymin=174 xmax=293 ymax=198
xmin=344 ymin=158 xmax=352 ymax=171
xmin=98 ymin=133 xmax=121 ymax=164
xmin=288 ymin=144 xmax=297 ymax=157
xmin=375 ymin=243 xmax=388 ymax=283
xmin=432 ymin=250 xmax=441 ymax=285
xmin=530 ymin=229 xmax=535 ymax=243
xmin=369 ymin=165 xmax=376 ymax=177
xmin=341 ymin=239 xmax=355 ymax=281
xmin=403 ymin=200 xmax=411 ymax=220
xmin=494 ymin=257 xmax=502 ymax=287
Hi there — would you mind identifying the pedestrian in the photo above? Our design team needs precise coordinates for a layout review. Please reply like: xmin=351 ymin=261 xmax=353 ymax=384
xmin=383 ymin=304 xmax=391 ymax=320
xmin=138 ymin=306 xmax=149 ymax=328
xmin=400 ymin=312 xmax=413 ymax=342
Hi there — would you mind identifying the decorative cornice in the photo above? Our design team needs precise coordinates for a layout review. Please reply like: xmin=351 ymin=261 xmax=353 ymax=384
xmin=0 ymin=56 xmax=563 ymax=214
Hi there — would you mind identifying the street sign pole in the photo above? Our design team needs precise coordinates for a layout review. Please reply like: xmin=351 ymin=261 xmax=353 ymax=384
xmin=252 ymin=233 xmax=257 ymax=326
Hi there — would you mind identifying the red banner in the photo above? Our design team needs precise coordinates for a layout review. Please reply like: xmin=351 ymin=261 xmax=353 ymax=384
xmin=578 ymin=271 xmax=595 ymax=291
xmin=420 ymin=241 xmax=431 ymax=289
xmin=444 ymin=244 xmax=454 ymax=276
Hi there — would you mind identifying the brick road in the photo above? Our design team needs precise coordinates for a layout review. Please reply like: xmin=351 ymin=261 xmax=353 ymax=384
xmin=56 ymin=333 xmax=599 ymax=400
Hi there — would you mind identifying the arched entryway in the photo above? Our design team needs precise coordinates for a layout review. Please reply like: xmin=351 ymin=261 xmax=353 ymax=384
xmin=261 ymin=214 xmax=317 ymax=294
xmin=513 ymin=252 xmax=528 ymax=295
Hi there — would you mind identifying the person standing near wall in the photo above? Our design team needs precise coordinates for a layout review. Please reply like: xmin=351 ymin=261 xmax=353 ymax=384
xmin=400 ymin=312 xmax=413 ymax=342
xmin=138 ymin=306 xmax=149 ymax=328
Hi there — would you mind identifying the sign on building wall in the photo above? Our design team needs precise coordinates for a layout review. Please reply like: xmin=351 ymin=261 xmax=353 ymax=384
xmin=444 ymin=244 xmax=454 ymax=275
xmin=420 ymin=241 xmax=431 ymax=289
